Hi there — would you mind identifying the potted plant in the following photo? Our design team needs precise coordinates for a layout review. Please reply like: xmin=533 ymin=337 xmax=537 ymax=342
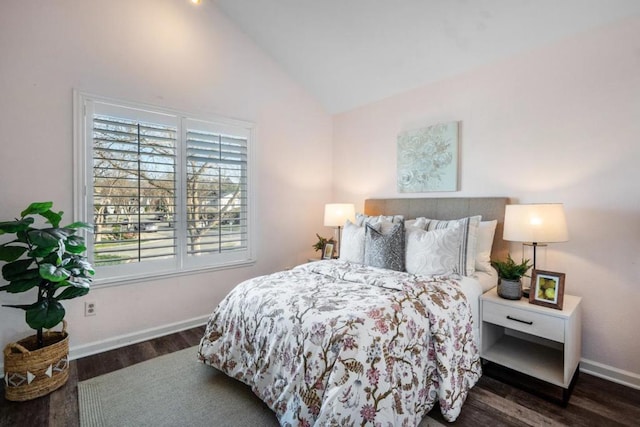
xmin=0 ymin=201 xmax=94 ymax=401
xmin=312 ymin=234 xmax=335 ymax=258
xmin=491 ymin=254 xmax=532 ymax=300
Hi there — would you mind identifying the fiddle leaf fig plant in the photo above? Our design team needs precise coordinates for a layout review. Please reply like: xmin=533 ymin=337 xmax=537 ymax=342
xmin=0 ymin=202 xmax=94 ymax=348
xmin=491 ymin=254 xmax=532 ymax=281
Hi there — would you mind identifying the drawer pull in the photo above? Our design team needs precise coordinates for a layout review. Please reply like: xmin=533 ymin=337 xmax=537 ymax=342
xmin=506 ymin=315 xmax=533 ymax=325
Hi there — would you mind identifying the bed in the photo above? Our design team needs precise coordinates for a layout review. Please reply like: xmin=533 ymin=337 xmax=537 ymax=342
xmin=198 ymin=197 xmax=508 ymax=425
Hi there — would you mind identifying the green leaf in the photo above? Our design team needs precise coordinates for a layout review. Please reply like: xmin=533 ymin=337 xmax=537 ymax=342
xmin=65 ymin=235 xmax=86 ymax=255
xmin=64 ymin=221 xmax=93 ymax=230
xmin=66 ymin=234 xmax=85 ymax=246
xmin=65 ymin=242 xmax=86 ymax=254
xmin=56 ymin=241 xmax=66 ymax=264
xmin=20 ymin=202 xmax=53 ymax=218
xmin=2 ymin=269 xmax=40 ymax=285
xmin=25 ymin=300 xmax=65 ymax=330
xmin=56 ymin=286 xmax=90 ymax=300
xmin=2 ymin=258 xmax=34 ymax=281
xmin=49 ymin=228 xmax=73 ymax=240
xmin=64 ymin=255 xmax=93 ymax=273
xmin=39 ymin=263 xmax=71 ymax=282
xmin=0 ymin=218 xmax=34 ymax=234
xmin=0 ymin=244 xmax=28 ymax=262
xmin=0 ymin=278 xmax=40 ymax=293
xmin=28 ymin=245 xmax=56 ymax=259
xmin=39 ymin=209 xmax=63 ymax=228
xmin=42 ymin=252 xmax=61 ymax=265
xmin=27 ymin=229 xmax=61 ymax=248
xmin=16 ymin=230 xmax=29 ymax=243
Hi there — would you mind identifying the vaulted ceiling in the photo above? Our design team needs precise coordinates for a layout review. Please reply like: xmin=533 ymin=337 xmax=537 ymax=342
xmin=214 ymin=0 xmax=640 ymax=113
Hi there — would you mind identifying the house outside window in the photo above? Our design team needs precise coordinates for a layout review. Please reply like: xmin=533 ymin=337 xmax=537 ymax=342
xmin=74 ymin=92 xmax=255 ymax=285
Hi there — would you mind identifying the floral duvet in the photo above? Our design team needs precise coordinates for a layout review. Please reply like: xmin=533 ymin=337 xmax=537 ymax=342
xmin=198 ymin=260 xmax=481 ymax=426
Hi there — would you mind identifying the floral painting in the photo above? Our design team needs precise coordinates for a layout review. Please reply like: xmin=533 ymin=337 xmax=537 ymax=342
xmin=397 ymin=121 xmax=459 ymax=192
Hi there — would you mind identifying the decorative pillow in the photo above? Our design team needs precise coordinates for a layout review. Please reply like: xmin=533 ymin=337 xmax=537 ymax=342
xmin=339 ymin=220 xmax=368 ymax=264
xmin=426 ymin=215 xmax=481 ymax=276
xmin=405 ymin=225 xmax=462 ymax=276
xmin=475 ymin=220 xmax=497 ymax=273
xmin=405 ymin=217 xmax=429 ymax=252
xmin=356 ymin=213 xmax=404 ymax=227
xmin=405 ymin=217 xmax=428 ymax=230
xmin=364 ymin=222 xmax=405 ymax=271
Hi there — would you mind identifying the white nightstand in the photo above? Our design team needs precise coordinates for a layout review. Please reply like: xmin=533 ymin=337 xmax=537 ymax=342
xmin=480 ymin=287 xmax=582 ymax=404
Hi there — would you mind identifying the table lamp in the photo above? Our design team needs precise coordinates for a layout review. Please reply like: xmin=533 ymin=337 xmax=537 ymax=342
xmin=503 ymin=203 xmax=569 ymax=295
xmin=324 ymin=203 xmax=356 ymax=257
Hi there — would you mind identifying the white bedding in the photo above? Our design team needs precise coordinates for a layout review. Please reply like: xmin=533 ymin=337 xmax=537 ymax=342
xmin=473 ymin=267 xmax=499 ymax=293
xmin=459 ymin=269 xmax=498 ymax=344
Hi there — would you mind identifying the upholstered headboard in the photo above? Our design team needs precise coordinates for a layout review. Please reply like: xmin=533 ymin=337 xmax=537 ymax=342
xmin=364 ymin=197 xmax=509 ymax=261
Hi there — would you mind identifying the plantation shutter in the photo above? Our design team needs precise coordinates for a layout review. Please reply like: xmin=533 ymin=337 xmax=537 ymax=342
xmin=185 ymin=120 xmax=248 ymax=258
xmin=77 ymin=94 xmax=255 ymax=284
xmin=91 ymin=111 xmax=178 ymax=267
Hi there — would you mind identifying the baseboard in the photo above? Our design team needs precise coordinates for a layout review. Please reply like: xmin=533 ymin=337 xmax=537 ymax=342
xmin=0 ymin=315 xmax=209 ymax=379
xmin=580 ymin=358 xmax=640 ymax=390
xmin=69 ymin=315 xmax=209 ymax=361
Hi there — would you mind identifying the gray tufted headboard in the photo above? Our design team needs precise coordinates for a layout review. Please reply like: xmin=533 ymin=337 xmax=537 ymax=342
xmin=364 ymin=197 xmax=509 ymax=261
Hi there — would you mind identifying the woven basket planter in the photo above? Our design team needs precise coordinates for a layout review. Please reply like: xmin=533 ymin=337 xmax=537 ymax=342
xmin=3 ymin=321 xmax=69 ymax=402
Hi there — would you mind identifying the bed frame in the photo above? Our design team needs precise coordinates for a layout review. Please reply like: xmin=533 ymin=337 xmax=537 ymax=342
xmin=364 ymin=197 xmax=509 ymax=262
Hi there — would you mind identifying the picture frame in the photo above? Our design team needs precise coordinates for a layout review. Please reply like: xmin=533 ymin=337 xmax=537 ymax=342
xmin=322 ymin=242 xmax=335 ymax=260
xmin=529 ymin=269 xmax=565 ymax=310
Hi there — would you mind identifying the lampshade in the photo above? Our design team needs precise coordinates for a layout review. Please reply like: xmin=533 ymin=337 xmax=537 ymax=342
xmin=324 ymin=203 xmax=356 ymax=227
xmin=503 ymin=204 xmax=569 ymax=243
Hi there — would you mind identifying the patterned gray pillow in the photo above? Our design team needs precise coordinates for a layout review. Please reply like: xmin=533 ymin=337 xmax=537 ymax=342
xmin=364 ymin=222 xmax=405 ymax=271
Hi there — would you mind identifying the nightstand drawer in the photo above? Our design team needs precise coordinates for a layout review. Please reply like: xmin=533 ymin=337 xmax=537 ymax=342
xmin=483 ymin=300 xmax=564 ymax=342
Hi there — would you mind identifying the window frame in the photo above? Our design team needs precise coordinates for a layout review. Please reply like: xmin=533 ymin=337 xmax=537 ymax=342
xmin=73 ymin=91 xmax=256 ymax=286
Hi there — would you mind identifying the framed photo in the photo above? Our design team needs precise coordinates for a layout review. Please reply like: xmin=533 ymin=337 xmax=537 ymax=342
xmin=322 ymin=242 xmax=335 ymax=260
xmin=529 ymin=270 xmax=565 ymax=310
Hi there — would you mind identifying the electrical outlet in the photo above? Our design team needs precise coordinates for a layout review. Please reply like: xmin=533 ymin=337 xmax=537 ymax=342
xmin=85 ymin=301 xmax=97 ymax=316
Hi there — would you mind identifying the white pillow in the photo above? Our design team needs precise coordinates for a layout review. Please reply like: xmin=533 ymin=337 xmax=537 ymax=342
xmin=339 ymin=220 xmax=365 ymax=263
xmin=475 ymin=220 xmax=497 ymax=273
xmin=426 ymin=215 xmax=481 ymax=276
xmin=405 ymin=225 xmax=462 ymax=276
xmin=405 ymin=217 xmax=429 ymax=253
xmin=405 ymin=217 xmax=428 ymax=230
xmin=340 ymin=220 xmax=381 ymax=264
xmin=356 ymin=213 xmax=404 ymax=227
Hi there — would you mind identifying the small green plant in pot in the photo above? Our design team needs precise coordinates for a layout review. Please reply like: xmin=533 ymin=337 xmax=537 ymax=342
xmin=0 ymin=201 xmax=94 ymax=401
xmin=491 ymin=254 xmax=532 ymax=300
xmin=312 ymin=234 xmax=335 ymax=257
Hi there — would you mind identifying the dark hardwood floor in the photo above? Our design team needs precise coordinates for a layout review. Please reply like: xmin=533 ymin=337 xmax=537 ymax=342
xmin=2 ymin=325 xmax=639 ymax=426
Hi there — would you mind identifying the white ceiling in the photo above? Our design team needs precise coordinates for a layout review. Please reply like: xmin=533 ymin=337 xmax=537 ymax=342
xmin=214 ymin=0 xmax=640 ymax=113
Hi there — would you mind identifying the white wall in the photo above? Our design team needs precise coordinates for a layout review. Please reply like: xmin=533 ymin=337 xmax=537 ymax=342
xmin=333 ymin=17 xmax=640 ymax=383
xmin=0 ymin=1 xmax=332 ymax=356
xmin=2 ymin=0 xmax=638 ymax=389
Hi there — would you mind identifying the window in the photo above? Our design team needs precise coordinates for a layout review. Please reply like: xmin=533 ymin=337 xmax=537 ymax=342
xmin=74 ymin=93 xmax=255 ymax=284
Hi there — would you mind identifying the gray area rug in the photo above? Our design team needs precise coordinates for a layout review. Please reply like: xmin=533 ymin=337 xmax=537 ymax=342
xmin=78 ymin=346 xmax=444 ymax=427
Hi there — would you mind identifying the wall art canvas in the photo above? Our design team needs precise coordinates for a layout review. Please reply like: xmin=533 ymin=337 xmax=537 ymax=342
xmin=397 ymin=121 xmax=459 ymax=192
